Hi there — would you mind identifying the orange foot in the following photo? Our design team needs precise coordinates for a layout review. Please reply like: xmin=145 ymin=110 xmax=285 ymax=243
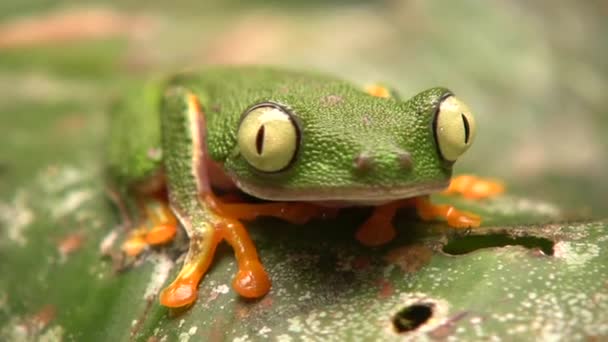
xmin=443 ymin=175 xmax=504 ymax=199
xmin=121 ymin=200 xmax=178 ymax=257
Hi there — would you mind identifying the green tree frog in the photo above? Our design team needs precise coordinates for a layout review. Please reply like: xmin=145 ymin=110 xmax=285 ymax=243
xmin=106 ymin=66 xmax=503 ymax=308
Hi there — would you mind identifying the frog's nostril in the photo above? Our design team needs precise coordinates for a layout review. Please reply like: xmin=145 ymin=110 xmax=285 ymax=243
xmin=353 ymin=152 xmax=374 ymax=172
xmin=397 ymin=151 xmax=413 ymax=170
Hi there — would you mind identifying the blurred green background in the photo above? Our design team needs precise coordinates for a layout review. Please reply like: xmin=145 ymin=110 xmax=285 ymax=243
xmin=1 ymin=1 xmax=607 ymax=341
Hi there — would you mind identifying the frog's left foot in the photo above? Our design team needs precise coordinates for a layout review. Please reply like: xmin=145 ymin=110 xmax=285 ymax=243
xmin=443 ymin=175 xmax=504 ymax=199
xmin=121 ymin=199 xmax=178 ymax=257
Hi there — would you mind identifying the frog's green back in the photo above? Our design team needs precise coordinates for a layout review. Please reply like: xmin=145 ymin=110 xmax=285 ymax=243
xmin=106 ymin=81 xmax=164 ymax=188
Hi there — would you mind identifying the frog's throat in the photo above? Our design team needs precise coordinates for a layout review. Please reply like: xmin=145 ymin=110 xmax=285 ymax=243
xmin=230 ymin=179 xmax=451 ymax=202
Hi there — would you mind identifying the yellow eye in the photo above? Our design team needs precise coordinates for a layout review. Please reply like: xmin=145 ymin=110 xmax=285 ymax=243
xmin=434 ymin=96 xmax=476 ymax=161
xmin=237 ymin=104 xmax=300 ymax=172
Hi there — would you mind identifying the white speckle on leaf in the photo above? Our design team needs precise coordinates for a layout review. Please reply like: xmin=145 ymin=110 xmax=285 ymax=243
xmin=37 ymin=325 xmax=64 ymax=342
xmin=178 ymin=325 xmax=198 ymax=342
xmin=276 ymin=334 xmax=292 ymax=342
xmin=553 ymin=241 xmax=599 ymax=266
xmin=51 ymin=189 xmax=93 ymax=219
xmin=0 ymin=191 xmax=33 ymax=246
xmin=212 ymin=284 xmax=230 ymax=295
xmin=482 ymin=196 xmax=561 ymax=218
xmin=232 ymin=334 xmax=250 ymax=342
xmin=178 ymin=332 xmax=191 ymax=342
xmin=39 ymin=166 xmax=87 ymax=194
xmin=144 ymin=254 xmax=174 ymax=300
xmin=99 ymin=228 xmax=119 ymax=255
xmin=287 ymin=317 xmax=303 ymax=333
xmin=470 ymin=316 xmax=482 ymax=324
xmin=258 ymin=326 xmax=271 ymax=337
xmin=298 ymin=291 xmax=311 ymax=301
xmin=0 ymin=318 xmax=28 ymax=342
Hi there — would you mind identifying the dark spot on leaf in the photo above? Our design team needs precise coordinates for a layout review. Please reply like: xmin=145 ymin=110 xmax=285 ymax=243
xmin=442 ymin=234 xmax=555 ymax=256
xmin=392 ymin=303 xmax=434 ymax=333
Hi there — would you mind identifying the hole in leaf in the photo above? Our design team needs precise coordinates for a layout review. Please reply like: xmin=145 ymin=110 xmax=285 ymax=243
xmin=442 ymin=234 xmax=554 ymax=256
xmin=392 ymin=303 xmax=434 ymax=333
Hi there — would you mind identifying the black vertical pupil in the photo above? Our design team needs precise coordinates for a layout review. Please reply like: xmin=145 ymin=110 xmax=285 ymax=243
xmin=461 ymin=113 xmax=470 ymax=144
xmin=256 ymin=125 xmax=265 ymax=155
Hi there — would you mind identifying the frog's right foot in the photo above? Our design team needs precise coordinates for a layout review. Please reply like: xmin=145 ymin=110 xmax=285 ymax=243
xmin=159 ymin=213 xmax=270 ymax=308
xmin=120 ymin=199 xmax=178 ymax=257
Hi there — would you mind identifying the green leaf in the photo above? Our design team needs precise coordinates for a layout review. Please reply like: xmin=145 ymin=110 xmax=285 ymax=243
xmin=1 ymin=1 xmax=607 ymax=341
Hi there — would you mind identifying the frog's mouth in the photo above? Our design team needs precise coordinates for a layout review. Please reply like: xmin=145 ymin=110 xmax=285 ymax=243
xmin=231 ymin=178 xmax=451 ymax=204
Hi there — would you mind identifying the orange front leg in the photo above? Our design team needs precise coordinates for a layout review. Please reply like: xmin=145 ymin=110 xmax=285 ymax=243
xmin=208 ymin=194 xmax=338 ymax=224
xmin=160 ymin=219 xmax=220 ymax=308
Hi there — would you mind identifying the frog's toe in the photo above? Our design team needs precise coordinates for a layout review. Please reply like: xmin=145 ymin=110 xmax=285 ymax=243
xmin=444 ymin=175 xmax=505 ymax=199
xmin=144 ymin=223 xmax=177 ymax=245
xmin=415 ymin=196 xmax=482 ymax=228
xmin=445 ymin=208 xmax=481 ymax=228
xmin=233 ymin=261 xmax=271 ymax=298
xmin=215 ymin=217 xmax=271 ymax=298
xmin=159 ymin=280 xmax=198 ymax=308
xmin=121 ymin=229 xmax=148 ymax=257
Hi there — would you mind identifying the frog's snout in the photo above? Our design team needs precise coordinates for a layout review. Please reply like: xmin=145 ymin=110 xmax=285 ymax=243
xmin=353 ymin=150 xmax=413 ymax=172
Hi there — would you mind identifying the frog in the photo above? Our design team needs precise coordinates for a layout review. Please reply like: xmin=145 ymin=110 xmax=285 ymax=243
xmin=106 ymin=66 xmax=503 ymax=308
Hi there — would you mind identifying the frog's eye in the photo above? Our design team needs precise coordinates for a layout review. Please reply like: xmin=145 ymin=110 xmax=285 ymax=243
xmin=433 ymin=95 xmax=477 ymax=162
xmin=237 ymin=103 xmax=300 ymax=172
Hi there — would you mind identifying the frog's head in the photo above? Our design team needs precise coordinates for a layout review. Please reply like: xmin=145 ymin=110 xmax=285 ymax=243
xmin=221 ymin=77 xmax=476 ymax=203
